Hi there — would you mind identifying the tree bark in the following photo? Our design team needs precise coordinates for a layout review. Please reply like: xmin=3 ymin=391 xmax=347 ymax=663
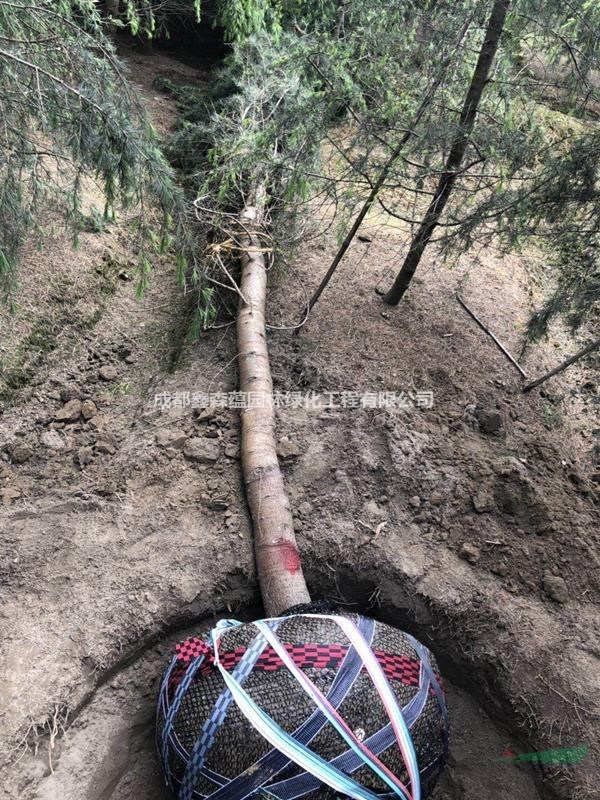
xmin=237 ymin=196 xmax=311 ymax=617
xmin=522 ymin=336 xmax=600 ymax=392
xmin=384 ymin=0 xmax=510 ymax=305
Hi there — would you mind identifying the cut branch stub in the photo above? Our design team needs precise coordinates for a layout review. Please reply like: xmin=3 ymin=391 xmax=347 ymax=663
xmin=237 ymin=201 xmax=311 ymax=617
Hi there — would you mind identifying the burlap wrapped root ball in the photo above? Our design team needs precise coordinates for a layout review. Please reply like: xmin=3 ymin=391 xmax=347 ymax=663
xmin=157 ymin=612 xmax=449 ymax=800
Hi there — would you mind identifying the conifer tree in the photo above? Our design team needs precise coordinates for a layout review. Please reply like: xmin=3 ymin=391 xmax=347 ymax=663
xmin=0 ymin=1 xmax=184 ymax=302
xmin=384 ymin=0 xmax=511 ymax=304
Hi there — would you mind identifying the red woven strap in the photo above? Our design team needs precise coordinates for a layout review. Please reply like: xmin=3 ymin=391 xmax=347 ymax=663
xmin=174 ymin=638 xmax=423 ymax=685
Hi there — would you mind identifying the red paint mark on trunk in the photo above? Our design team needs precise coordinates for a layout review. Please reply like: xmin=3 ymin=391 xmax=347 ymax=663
xmin=278 ymin=542 xmax=301 ymax=574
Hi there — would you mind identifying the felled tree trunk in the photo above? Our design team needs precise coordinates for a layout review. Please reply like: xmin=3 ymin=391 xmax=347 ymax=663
xmin=237 ymin=196 xmax=311 ymax=617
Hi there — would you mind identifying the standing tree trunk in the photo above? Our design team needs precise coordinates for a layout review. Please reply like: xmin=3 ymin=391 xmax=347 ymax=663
xmin=298 ymin=16 xmax=474 ymax=326
xmin=384 ymin=0 xmax=510 ymax=305
xmin=237 ymin=195 xmax=311 ymax=617
xmin=335 ymin=1 xmax=348 ymax=39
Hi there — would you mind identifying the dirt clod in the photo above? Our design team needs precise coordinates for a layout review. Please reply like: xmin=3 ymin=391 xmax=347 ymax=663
xmin=55 ymin=399 xmax=82 ymax=422
xmin=95 ymin=436 xmax=117 ymax=455
xmin=1 ymin=486 xmax=21 ymax=504
xmin=40 ymin=430 xmax=65 ymax=450
xmin=77 ymin=446 xmax=94 ymax=466
xmin=472 ymin=488 xmax=494 ymax=513
xmin=542 ymin=572 xmax=569 ymax=603
xmin=9 ymin=442 xmax=33 ymax=463
xmin=98 ymin=364 xmax=118 ymax=381
xmin=156 ymin=429 xmax=188 ymax=449
xmin=476 ymin=409 xmax=504 ymax=434
xmin=183 ymin=437 xmax=220 ymax=463
xmin=224 ymin=442 xmax=239 ymax=458
xmin=459 ymin=542 xmax=481 ymax=564
xmin=81 ymin=399 xmax=98 ymax=420
xmin=89 ymin=414 xmax=106 ymax=430
xmin=194 ymin=407 xmax=216 ymax=422
xmin=277 ymin=436 xmax=301 ymax=460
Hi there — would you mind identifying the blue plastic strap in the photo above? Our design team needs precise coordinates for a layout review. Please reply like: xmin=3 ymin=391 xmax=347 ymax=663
xmin=159 ymin=652 xmax=208 ymax=789
xmin=206 ymin=615 xmax=375 ymax=800
xmin=269 ymin=656 xmax=431 ymax=800
xmin=208 ymin=615 xmax=417 ymax=800
xmin=178 ymin=620 xmax=281 ymax=800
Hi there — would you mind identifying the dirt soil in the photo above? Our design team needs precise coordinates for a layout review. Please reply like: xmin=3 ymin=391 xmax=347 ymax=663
xmin=0 ymin=48 xmax=599 ymax=800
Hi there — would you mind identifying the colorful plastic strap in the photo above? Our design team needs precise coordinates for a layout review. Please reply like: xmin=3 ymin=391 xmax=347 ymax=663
xmin=304 ymin=614 xmax=421 ymax=800
xmin=209 ymin=623 xmax=385 ymax=800
xmin=209 ymin=615 xmax=420 ymax=800
xmin=268 ymin=647 xmax=434 ymax=799
xmin=160 ymin=614 xmax=431 ymax=800
xmin=204 ymin=615 xmax=376 ymax=800
xmin=178 ymin=619 xmax=282 ymax=800
xmin=254 ymin=619 xmax=413 ymax=799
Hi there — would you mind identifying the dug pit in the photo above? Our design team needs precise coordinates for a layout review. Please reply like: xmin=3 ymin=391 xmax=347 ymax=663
xmin=15 ymin=589 xmax=546 ymax=800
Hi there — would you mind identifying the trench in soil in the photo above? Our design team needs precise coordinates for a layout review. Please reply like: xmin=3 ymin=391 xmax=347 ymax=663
xmin=23 ymin=582 xmax=544 ymax=800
